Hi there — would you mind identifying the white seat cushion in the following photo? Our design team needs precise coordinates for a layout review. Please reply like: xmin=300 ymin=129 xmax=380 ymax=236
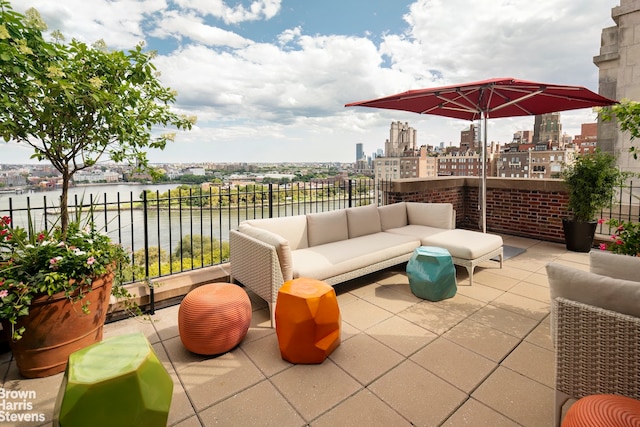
xmin=421 ymin=229 xmax=503 ymax=260
xmin=291 ymin=232 xmax=419 ymax=279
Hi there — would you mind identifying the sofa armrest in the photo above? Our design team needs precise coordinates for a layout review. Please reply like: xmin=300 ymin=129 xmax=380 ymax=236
xmin=229 ymin=230 xmax=286 ymax=308
xmin=555 ymin=297 xmax=640 ymax=409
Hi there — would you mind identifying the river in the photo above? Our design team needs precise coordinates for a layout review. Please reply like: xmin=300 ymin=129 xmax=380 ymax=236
xmin=0 ymin=183 xmax=357 ymax=254
xmin=0 ymin=183 xmax=229 ymax=254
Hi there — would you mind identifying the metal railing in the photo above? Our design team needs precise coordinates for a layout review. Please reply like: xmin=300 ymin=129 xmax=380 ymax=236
xmin=0 ymin=179 xmax=389 ymax=286
xmin=597 ymin=179 xmax=640 ymax=234
xmin=2 ymin=177 xmax=638 ymax=311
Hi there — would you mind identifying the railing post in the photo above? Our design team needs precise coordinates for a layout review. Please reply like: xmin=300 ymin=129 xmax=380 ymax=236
xmin=142 ymin=191 xmax=155 ymax=315
xmin=268 ymin=183 xmax=274 ymax=218
xmin=348 ymin=179 xmax=353 ymax=207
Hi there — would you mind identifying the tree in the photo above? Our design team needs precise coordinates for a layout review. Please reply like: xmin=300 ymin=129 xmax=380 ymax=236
xmin=0 ymin=1 xmax=195 ymax=237
xmin=601 ymin=99 xmax=640 ymax=160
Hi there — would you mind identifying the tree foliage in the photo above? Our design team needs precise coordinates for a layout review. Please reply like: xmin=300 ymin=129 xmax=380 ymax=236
xmin=0 ymin=1 xmax=195 ymax=237
xmin=601 ymin=99 xmax=640 ymax=160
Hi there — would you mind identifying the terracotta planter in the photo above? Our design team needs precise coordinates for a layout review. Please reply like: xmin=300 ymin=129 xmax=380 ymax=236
xmin=4 ymin=271 xmax=113 ymax=378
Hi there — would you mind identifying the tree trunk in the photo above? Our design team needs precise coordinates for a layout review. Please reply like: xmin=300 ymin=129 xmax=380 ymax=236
xmin=60 ymin=168 xmax=70 ymax=239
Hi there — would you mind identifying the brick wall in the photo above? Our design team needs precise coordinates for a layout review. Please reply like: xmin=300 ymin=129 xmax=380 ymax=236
xmin=384 ymin=177 xmax=569 ymax=243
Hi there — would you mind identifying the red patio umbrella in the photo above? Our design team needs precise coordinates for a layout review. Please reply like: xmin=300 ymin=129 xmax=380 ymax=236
xmin=345 ymin=77 xmax=617 ymax=232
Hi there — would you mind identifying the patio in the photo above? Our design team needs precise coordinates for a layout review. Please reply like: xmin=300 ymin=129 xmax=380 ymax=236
xmin=0 ymin=234 xmax=588 ymax=427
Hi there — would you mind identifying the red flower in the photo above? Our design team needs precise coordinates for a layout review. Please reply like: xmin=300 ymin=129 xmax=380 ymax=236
xmin=598 ymin=218 xmax=606 ymax=225
xmin=616 ymin=239 xmax=624 ymax=245
xmin=37 ymin=233 xmax=45 ymax=241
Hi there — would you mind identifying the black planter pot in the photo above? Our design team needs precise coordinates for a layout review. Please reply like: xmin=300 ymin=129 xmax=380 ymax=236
xmin=562 ymin=219 xmax=597 ymax=252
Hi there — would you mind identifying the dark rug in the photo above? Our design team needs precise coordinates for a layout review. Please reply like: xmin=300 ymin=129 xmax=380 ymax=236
xmin=494 ymin=245 xmax=526 ymax=261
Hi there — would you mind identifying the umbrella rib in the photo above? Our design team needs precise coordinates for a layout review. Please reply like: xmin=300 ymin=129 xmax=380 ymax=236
xmin=489 ymin=89 xmax=543 ymax=115
xmin=422 ymin=92 xmax=480 ymax=115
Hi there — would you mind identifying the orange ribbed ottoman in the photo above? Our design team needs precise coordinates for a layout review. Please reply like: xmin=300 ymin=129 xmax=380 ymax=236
xmin=178 ymin=283 xmax=252 ymax=355
xmin=275 ymin=278 xmax=341 ymax=364
xmin=562 ymin=394 xmax=640 ymax=427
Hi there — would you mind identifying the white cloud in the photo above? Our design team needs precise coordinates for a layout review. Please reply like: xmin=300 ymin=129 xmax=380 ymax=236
xmin=173 ymin=0 xmax=282 ymax=24
xmin=152 ymin=10 xmax=253 ymax=48
xmin=7 ymin=0 xmax=620 ymax=164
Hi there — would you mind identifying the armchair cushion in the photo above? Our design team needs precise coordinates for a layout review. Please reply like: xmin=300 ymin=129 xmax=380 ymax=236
xmin=547 ymin=263 xmax=640 ymax=320
xmin=589 ymin=250 xmax=640 ymax=282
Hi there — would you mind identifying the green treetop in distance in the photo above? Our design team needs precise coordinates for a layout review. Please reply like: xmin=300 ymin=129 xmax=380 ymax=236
xmin=0 ymin=1 xmax=196 ymax=237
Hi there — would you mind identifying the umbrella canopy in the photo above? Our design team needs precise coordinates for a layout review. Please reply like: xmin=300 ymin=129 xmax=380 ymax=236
xmin=345 ymin=77 xmax=617 ymax=120
xmin=345 ymin=77 xmax=618 ymax=233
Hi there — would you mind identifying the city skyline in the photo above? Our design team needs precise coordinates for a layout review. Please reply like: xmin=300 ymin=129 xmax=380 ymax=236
xmin=5 ymin=0 xmax=618 ymax=165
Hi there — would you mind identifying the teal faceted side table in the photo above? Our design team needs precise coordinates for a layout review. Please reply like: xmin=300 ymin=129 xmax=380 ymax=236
xmin=53 ymin=332 xmax=173 ymax=427
xmin=406 ymin=246 xmax=457 ymax=301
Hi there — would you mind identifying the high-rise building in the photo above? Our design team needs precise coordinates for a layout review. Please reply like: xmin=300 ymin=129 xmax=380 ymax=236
xmin=533 ymin=113 xmax=562 ymax=145
xmin=460 ymin=124 xmax=478 ymax=152
xmin=355 ymin=143 xmax=364 ymax=162
xmin=595 ymin=0 xmax=640 ymax=175
xmin=385 ymin=121 xmax=417 ymax=157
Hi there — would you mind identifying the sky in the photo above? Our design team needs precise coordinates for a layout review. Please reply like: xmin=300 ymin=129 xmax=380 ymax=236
xmin=5 ymin=0 xmax=621 ymax=165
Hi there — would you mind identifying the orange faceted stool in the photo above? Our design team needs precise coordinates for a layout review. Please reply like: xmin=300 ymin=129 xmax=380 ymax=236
xmin=178 ymin=283 xmax=252 ymax=355
xmin=562 ymin=394 xmax=640 ymax=426
xmin=275 ymin=278 xmax=341 ymax=364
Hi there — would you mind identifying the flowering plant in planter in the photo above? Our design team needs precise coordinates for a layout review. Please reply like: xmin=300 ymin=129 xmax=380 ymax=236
xmin=0 ymin=215 xmax=131 ymax=340
xmin=598 ymin=218 xmax=640 ymax=256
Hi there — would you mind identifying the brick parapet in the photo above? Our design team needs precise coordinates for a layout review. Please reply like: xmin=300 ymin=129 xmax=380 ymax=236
xmin=385 ymin=177 xmax=569 ymax=242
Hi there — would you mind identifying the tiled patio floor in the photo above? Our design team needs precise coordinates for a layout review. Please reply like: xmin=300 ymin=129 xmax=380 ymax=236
xmin=1 ymin=235 xmax=591 ymax=426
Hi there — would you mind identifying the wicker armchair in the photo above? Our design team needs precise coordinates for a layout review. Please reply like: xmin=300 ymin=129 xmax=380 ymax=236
xmin=547 ymin=250 xmax=640 ymax=426
xmin=553 ymin=297 xmax=640 ymax=426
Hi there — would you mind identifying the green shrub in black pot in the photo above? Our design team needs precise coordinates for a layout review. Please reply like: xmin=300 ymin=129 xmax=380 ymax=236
xmin=561 ymin=150 xmax=622 ymax=252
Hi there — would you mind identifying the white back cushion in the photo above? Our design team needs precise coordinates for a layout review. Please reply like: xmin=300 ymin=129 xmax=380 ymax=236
xmin=378 ymin=203 xmax=408 ymax=231
xmin=406 ymin=203 xmax=454 ymax=229
xmin=243 ymin=215 xmax=308 ymax=250
xmin=307 ymin=210 xmax=348 ymax=247
xmin=346 ymin=204 xmax=381 ymax=238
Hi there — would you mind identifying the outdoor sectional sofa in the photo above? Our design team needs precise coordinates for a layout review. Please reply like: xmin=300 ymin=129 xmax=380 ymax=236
xmin=229 ymin=202 xmax=503 ymax=325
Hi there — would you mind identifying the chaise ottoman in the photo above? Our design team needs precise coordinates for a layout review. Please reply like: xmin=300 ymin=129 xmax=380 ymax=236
xmin=422 ymin=229 xmax=503 ymax=286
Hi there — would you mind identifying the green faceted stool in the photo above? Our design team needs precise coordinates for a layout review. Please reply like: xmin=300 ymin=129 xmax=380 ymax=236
xmin=406 ymin=246 xmax=457 ymax=301
xmin=53 ymin=332 xmax=173 ymax=427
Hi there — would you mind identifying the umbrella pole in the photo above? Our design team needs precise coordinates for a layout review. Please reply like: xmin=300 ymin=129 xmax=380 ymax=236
xmin=481 ymin=113 xmax=487 ymax=233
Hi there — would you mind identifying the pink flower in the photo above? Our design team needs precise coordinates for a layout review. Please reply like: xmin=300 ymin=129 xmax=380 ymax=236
xmin=599 ymin=243 xmax=607 ymax=251
xmin=37 ymin=233 xmax=45 ymax=241
xmin=86 ymin=256 xmax=96 ymax=266
xmin=1 ymin=216 xmax=10 ymax=225
xmin=49 ymin=256 xmax=63 ymax=269
xmin=616 ymin=239 xmax=624 ymax=245
xmin=598 ymin=218 xmax=606 ymax=224
xmin=0 ymin=290 xmax=7 ymax=298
